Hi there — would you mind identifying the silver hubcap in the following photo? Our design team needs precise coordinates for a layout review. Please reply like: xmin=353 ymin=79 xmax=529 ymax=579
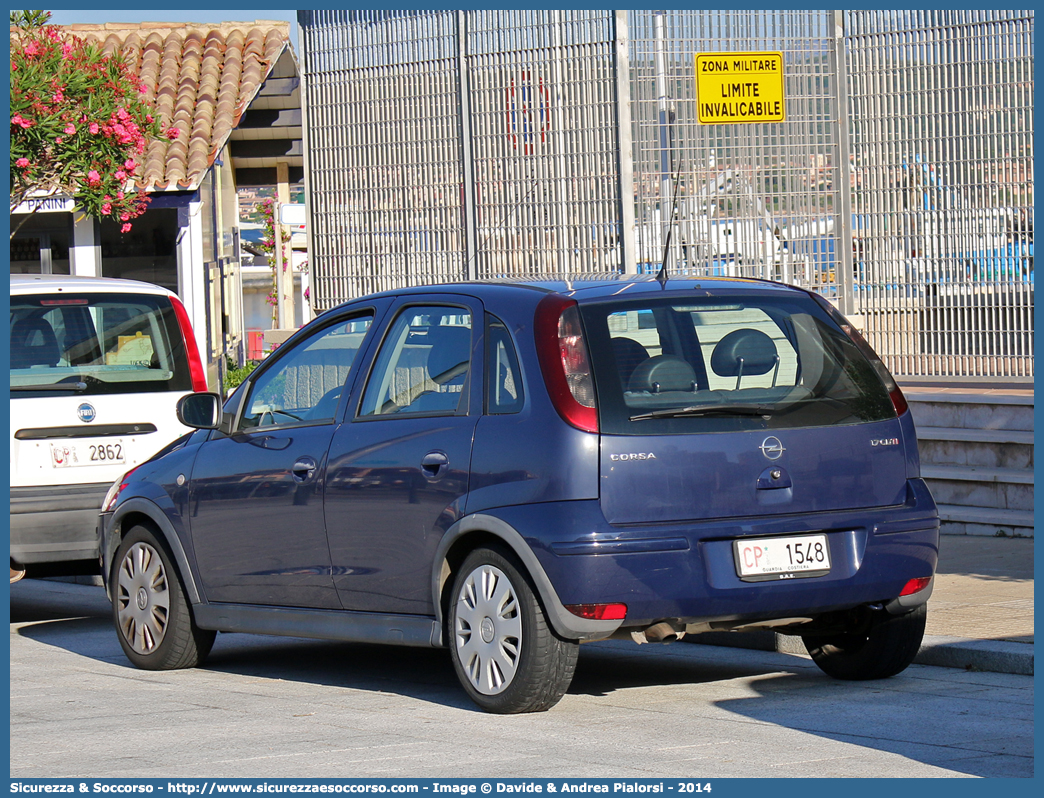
xmin=116 ymin=542 xmax=170 ymax=655
xmin=454 ymin=564 xmax=522 ymax=695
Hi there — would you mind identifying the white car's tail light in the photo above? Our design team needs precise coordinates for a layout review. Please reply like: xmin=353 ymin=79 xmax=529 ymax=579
xmin=169 ymin=295 xmax=209 ymax=393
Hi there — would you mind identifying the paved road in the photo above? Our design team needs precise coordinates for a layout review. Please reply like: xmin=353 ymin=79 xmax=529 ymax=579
xmin=10 ymin=579 xmax=1033 ymax=780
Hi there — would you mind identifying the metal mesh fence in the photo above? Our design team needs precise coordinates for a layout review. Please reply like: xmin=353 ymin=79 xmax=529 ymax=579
xmin=298 ymin=9 xmax=1033 ymax=380
xmin=301 ymin=11 xmax=465 ymax=301
xmin=466 ymin=11 xmax=621 ymax=279
xmin=844 ymin=10 xmax=1034 ymax=380
xmin=627 ymin=10 xmax=841 ymax=297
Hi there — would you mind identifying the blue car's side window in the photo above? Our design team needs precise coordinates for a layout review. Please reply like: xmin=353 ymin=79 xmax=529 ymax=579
xmin=240 ymin=314 xmax=373 ymax=429
xmin=359 ymin=305 xmax=472 ymax=417
xmin=486 ymin=315 xmax=524 ymax=414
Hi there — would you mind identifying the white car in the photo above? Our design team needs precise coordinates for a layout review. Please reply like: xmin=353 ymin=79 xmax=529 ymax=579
xmin=10 ymin=275 xmax=207 ymax=579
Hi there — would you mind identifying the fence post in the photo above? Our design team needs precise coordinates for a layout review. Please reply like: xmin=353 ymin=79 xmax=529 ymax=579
xmin=654 ymin=12 xmax=674 ymax=273
xmin=833 ymin=10 xmax=856 ymax=317
xmin=457 ymin=10 xmax=478 ymax=281
xmin=613 ymin=10 xmax=637 ymax=275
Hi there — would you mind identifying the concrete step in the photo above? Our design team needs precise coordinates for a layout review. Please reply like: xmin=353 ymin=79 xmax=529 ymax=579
xmin=935 ymin=503 xmax=1034 ymax=537
xmin=917 ymin=426 xmax=1034 ymax=446
xmin=903 ymin=388 xmax=1034 ymax=407
xmin=921 ymin=464 xmax=1034 ymax=485
xmin=923 ymin=465 xmax=1032 ymax=513
xmin=905 ymin=389 xmax=1033 ymax=432
xmin=917 ymin=427 xmax=1033 ymax=470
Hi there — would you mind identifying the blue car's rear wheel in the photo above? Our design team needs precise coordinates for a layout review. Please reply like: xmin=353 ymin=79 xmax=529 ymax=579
xmin=112 ymin=525 xmax=214 ymax=670
xmin=449 ymin=545 xmax=578 ymax=713
xmin=803 ymin=603 xmax=926 ymax=680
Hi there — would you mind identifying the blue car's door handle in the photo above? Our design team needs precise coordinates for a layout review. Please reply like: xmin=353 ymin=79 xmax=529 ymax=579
xmin=421 ymin=450 xmax=449 ymax=478
xmin=292 ymin=456 xmax=318 ymax=483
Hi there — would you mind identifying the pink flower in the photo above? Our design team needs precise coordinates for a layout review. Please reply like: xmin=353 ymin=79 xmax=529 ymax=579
xmin=51 ymin=91 xmax=64 ymax=104
xmin=115 ymin=170 xmax=127 ymax=181
xmin=89 ymin=122 xmax=99 ymax=135
xmin=165 ymin=127 xmax=180 ymax=140
xmin=61 ymin=42 xmax=72 ymax=57
xmin=64 ymin=123 xmax=76 ymax=135
xmin=120 ymin=212 xmax=130 ymax=222
xmin=11 ymin=114 xmax=33 ymax=129
xmin=101 ymin=203 xmax=112 ymax=215
xmin=15 ymin=157 xmax=29 ymax=168
xmin=24 ymin=41 xmax=40 ymax=57
xmin=124 ymin=159 xmax=137 ymax=171
xmin=87 ymin=170 xmax=101 ymax=186
xmin=121 ymin=223 xmax=132 ymax=234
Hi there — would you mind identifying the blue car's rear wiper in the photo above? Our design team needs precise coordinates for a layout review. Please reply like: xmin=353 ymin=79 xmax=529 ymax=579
xmin=630 ymin=403 xmax=776 ymax=421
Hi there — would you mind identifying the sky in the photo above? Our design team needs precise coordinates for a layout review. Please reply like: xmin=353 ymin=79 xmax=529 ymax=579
xmin=46 ymin=7 xmax=300 ymax=49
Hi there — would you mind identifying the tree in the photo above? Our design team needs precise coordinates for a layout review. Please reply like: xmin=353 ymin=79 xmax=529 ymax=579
xmin=9 ymin=10 xmax=177 ymax=238
xmin=257 ymin=197 xmax=288 ymax=324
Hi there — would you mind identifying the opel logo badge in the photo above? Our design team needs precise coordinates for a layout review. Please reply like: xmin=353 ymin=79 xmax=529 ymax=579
xmin=759 ymin=436 xmax=785 ymax=460
xmin=480 ymin=617 xmax=496 ymax=644
xmin=77 ymin=402 xmax=96 ymax=423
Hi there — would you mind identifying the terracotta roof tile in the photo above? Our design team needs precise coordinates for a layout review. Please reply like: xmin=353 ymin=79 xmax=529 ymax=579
xmin=68 ymin=20 xmax=291 ymax=191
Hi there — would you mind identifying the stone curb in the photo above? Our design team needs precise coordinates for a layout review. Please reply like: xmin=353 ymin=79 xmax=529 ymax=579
xmin=690 ymin=631 xmax=1034 ymax=676
xmin=910 ymin=635 xmax=1034 ymax=675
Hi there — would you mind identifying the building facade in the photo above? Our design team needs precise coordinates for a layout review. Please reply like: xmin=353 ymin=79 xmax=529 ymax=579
xmin=10 ymin=20 xmax=307 ymax=389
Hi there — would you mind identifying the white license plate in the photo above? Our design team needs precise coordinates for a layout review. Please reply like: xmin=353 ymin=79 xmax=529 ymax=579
xmin=734 ymin=533 xmax=830 ymax=581
xmin=50 ymin=440 xmax=126 ymax=468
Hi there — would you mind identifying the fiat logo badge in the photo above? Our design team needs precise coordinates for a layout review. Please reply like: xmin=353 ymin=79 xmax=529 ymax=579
xmin=77 ymin=403 xmax=97 ymax=423
xmin=759 ymin=436 xmax=785 ymax=460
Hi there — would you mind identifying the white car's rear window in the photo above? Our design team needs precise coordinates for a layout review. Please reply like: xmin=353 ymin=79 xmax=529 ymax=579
xmin=10 ymin=292 xmax=191 ymax=396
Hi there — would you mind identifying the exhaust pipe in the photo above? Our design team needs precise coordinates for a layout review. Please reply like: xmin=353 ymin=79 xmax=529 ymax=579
xmin=645 ymin=622 xmax=682 ymax=643
xmin=10 ymin=565 xmax=26 ymax=584
xmin=631 ymin=621 xmax=685 ymax=644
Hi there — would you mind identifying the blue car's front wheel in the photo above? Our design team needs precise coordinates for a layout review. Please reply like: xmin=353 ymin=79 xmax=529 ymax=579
xmin=112 ymin=525 xmax=215 ymax=671
xmin=449 ymin=545 xmax=578 ymax=713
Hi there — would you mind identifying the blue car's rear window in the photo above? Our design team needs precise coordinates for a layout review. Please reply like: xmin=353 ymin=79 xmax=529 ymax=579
xmin=580 ymin=293 xmax=896 ymax=435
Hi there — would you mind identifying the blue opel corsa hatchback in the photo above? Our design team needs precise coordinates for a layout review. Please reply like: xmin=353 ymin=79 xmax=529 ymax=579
xmin=100 ymin=276 xmax=939 ymax=713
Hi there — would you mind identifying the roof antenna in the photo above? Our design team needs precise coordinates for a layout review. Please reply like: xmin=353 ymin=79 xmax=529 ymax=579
xmin=464 ymin=180 xmax=540 ymax=281
xmin=655 ymin=156 xmax=682 ymax=289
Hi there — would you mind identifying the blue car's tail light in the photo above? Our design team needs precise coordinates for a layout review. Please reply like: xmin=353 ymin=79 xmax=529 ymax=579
xmin=535 ymin=294 xmax=599 ymax=433
xmin=565 ymin=603 xmax=627 ymax=621
xmin=900 ymin=576 xmax=932 ymax=596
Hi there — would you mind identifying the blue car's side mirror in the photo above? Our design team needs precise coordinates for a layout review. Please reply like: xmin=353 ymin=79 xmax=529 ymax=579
xmin=177 ymin=391 xmax=224 ymax=431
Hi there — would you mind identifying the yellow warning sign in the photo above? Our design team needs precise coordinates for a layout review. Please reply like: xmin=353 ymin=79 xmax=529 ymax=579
xmin=695 ymin=51 xmax=785 ymax=124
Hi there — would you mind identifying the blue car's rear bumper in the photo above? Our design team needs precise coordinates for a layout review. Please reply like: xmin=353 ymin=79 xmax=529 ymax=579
xmin=491 ymin=478 xmax=939 ymax=629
